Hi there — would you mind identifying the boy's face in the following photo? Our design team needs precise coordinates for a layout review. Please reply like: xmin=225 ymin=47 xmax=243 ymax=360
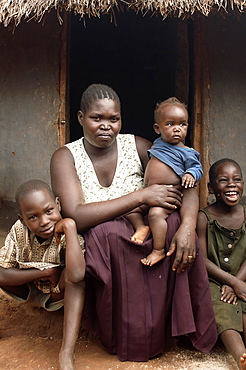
xmin=209 ymin=162 xmax=244 ymax=206
xmin=153 ymin=105 xmax=188 ymax=146
xmin=19 ymin=190 xmax=61 ymax=240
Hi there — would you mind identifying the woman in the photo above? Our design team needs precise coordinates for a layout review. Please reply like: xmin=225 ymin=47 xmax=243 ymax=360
xmin=50 ymin=84 xmax=217 ymax=362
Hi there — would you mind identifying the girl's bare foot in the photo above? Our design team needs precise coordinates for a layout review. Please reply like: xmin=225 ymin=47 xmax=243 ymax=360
xmin=131 ymin=226 xmax=150 ymax=244
xmin=141 ymin=248 xmax=165 ymax=266
xmin=59 ymin=349 xmax=74 ymax=370
xmin=240 ymin=353 xmax=246 ymax=370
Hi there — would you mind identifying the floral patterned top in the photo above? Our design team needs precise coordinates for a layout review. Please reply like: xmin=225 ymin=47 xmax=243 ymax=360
xmin=65 ymin=134 xmax=144 ymax=203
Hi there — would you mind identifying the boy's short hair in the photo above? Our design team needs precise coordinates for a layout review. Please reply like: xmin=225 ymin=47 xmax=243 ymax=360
xmin=15 ymin=180 xmax=55 ymax=213
xmin=154 ymin=97 xmax=187 ymax=124
xmin=209 ymin=158 xmax=242 ymax=184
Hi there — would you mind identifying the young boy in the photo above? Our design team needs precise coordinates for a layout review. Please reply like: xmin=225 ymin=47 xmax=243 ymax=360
xmin=0 ymin=179 xmax=85 ymax=370
xmin=126 ymin=97 xmax=203 ymax=266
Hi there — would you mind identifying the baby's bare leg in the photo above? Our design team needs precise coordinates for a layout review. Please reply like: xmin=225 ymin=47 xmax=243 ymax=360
xmin=126 ymin=212 xmax=150 ymax=244
xmin=131 ymin=226 xmax=150 ymax=244
xmin=141 ymin=206 xmax=168 ymax=266
xmin=220 ymin=329 xmax=246 ymax=369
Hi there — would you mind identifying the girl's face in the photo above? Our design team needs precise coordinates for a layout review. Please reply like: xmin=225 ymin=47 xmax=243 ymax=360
xmin=209 ymin=162 xmax=244 ymax=206
xmin=153 ymin=105 xmax=188 ymax=146
xmin=78 ymin=98 xmax=122 ymax=149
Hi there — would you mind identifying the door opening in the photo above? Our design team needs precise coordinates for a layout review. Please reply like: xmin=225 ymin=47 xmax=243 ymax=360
xmin=69 ymin=11 xmax=191 ymax=144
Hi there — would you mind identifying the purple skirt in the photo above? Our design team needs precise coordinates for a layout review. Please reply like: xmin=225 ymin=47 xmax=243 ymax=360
xmin=83 ymin=212 xmax=217 ymax=362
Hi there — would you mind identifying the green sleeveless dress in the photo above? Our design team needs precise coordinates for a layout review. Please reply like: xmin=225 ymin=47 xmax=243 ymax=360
xmin=200 ymin=207 xmax=246 ymax=335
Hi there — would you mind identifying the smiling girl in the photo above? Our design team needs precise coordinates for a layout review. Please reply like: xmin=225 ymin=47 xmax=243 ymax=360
xmin=197 ymin=158 xmax=246 ymax=370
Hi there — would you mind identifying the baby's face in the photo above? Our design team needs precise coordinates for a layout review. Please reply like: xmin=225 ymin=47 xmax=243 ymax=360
xmin=154 ymin=105 xmax=188 ymax=146
xmin=19 ymin=190 xmax=61 ymax=240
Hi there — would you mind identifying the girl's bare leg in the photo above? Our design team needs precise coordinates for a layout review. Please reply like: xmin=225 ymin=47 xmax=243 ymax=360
xmin=240 ymin=354 xmax=246 ymax=370
xmin=220 ymin=329 xmax=246 ymax=369
xmin=141 ymin=206 xmax=167 ymax=266
xmin=239 ymin=313 xmax=246 ymax=370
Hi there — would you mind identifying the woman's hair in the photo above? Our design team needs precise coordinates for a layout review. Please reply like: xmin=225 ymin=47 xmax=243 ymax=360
xmin=154 ymin=97 xmax=187 ymax=124
xmin=80 ymin=84 xmax=121 ymax=113
xmin=15 ymin=179 xmax=55 ymax=213
xmin=209 ymin=158 xmax=241 ymax=184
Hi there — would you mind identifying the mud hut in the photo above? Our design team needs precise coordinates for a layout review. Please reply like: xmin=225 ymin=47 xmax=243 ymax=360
xmin=1 ymin=0 xmax=246 ymax=224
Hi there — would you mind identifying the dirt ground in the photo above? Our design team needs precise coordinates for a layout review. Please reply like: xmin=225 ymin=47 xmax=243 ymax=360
xmin=0 ymin=216 xmax=239 ymax=370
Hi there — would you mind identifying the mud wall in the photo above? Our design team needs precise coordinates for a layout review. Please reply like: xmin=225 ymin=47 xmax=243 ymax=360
xmin=0 ymin=12 xmax=61 ymax=208
xmin=204 ymin=14 xmax=246 ymax=187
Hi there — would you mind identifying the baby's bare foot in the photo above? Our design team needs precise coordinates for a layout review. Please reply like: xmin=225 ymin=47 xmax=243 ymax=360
xmin=131 ymin=226 xmax=150 ymax=244
xmin=240 ymin=353 xmax=246 ymax=370
xmin=141 ymin=248 xmax=165 ymax=266
xmin=59 ymin=349 xmax=74 ymax=370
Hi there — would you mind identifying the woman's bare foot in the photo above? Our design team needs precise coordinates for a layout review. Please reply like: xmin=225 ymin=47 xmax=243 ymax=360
xmin=131 ymin=226 xmax=150 ymax=244
xmin=59 ymin=349 xmax=74 ymax=370
xmin=240 ymin=353 xmax=246 ymax=370
xmin=141 ymin=248 xmax=165 ymax=266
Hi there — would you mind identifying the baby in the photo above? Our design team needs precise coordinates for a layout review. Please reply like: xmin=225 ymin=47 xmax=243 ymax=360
xmin=126 ymin=97 xmax=203 ymax=266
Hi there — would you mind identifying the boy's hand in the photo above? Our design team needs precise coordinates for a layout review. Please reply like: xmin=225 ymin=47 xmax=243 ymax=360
xmin=182 ymin=173 xmax=195 ymax=188
xmin=221 ymin=285 xmax=237 ymax=305
xmin=38 ymin=266 xmax=63 ymax=288
xmin=54 ymin=218 xmax=76 ymax=245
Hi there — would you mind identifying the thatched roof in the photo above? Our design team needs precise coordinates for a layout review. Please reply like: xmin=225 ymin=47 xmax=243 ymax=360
xmin=0 ymin=0 xmax=245 ymax=27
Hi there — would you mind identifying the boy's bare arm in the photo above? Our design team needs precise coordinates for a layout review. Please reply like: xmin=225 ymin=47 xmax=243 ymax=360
xmin=54 ymin=218 xmax=85 ymax=283
xmin=0 ymin=265 xmax=60 ymax=287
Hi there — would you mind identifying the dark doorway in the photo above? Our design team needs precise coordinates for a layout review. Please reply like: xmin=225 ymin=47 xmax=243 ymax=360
xmin=69 ymin=11 xmax=186 ymax=143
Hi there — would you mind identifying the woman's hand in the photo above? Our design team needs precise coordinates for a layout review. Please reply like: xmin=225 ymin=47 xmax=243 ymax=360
xmin=144 ymin=184 xmax=182 ymax=211
xmin=221 ymin=285 xmax=237 ymax=305
xmin=167 ymin=221 xmax=196 ymax=273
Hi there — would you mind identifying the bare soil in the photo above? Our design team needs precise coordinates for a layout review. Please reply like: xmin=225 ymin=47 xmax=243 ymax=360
xmin=0 ymin=225 xmax=239 ymax=370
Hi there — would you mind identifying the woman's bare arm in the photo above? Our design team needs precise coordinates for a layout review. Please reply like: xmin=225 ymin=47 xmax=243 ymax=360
xmin=50 ymin=145 xmax=182 ymax=233
xmin=168 ymin=188 xmax=199 ymax=273
xmin=134 ymin=135 xmax=151 ymax=170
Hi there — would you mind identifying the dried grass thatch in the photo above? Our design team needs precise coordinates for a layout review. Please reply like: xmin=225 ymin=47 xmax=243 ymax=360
xmin=0 ymin=0 xmax=245 ymax=27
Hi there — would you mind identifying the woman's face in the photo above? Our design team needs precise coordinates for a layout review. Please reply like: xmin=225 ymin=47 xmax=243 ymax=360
xmin=78 ymin=98 xmax=122 ymax=149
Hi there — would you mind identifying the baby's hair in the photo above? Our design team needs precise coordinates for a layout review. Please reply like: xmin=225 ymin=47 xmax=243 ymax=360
xmin=209 ymin=158 xmax=241 ymax=184
xmin=80 ymin=84 xmax=121 ymax=113
xmin=15 ymin=179 xmax=55 ymax=213
xmin=154 ymin=97 xmax=187 ymax=124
